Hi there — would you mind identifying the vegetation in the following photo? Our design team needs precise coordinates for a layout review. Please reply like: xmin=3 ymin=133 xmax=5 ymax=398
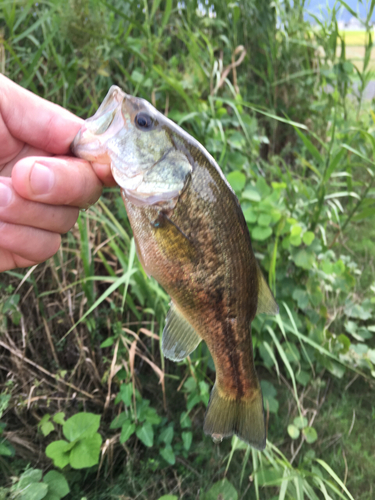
xmin=1 ymin=0 xmax=375 ymax=499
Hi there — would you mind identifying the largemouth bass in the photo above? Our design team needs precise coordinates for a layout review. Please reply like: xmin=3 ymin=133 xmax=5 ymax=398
xmin=72 ymin=86 xmax=278 ymax=450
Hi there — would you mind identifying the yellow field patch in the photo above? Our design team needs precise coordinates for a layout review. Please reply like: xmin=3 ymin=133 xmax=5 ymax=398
xmin=336 ymin=31 xmax=375 ymax=71
xmin=339 ymin=30 xmax=370 ymax=46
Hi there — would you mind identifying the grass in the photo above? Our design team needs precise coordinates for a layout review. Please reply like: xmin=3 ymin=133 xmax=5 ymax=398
xmin=314 ymin=377 xmax=375 ymax=500
xmin=1 ymin=1 xmax=375 ymax=499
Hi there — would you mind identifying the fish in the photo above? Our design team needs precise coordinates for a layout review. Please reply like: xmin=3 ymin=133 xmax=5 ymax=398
xmin=71 ymin=86 xmax=279 ymax=450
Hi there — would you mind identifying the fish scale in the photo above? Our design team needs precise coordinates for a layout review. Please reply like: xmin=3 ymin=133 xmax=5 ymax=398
xmin=71 ymin=85 xmax=279 ymax=449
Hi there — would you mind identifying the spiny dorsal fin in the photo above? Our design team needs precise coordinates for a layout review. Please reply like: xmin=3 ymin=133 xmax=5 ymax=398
xmin=162 ymin=303 xmax=201 ymax=361
xmin=256 ymin=265 xmax=279 ymax=315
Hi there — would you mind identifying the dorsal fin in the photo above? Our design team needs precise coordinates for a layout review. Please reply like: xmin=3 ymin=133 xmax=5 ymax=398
xmin=162 ymin=303 xmax=201 ymax=361
xmin=256 ymin=265 xmax=279 ymax=315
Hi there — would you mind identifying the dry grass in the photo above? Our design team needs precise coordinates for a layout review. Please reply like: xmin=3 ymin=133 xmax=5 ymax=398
xmin=0 ymin=202 xmax=167 ymax=472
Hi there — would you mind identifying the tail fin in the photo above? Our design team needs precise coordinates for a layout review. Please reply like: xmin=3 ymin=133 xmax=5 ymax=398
xmin=203 ymin=384 xmax=266 ymax=450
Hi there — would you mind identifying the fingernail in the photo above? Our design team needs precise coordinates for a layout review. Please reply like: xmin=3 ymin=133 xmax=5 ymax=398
xmin=30 ymin=162 xmax=55 ymax=195
xmin=0 ymin=182 xmax=13 ymax=207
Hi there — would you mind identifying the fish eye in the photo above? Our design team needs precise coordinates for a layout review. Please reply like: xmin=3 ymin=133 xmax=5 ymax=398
xmin=135 ymin=112 xmax=153 ymax=130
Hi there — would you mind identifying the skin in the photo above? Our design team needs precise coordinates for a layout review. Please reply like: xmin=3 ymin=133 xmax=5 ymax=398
xmin=0 ymin=75 xmax=116 ymax=273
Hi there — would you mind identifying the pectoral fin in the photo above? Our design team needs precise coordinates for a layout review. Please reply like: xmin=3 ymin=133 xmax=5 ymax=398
xmin=162 ymin=303 xmax=201 ymax=361
xmin=256 ymin=265 xmax=279 ymax=315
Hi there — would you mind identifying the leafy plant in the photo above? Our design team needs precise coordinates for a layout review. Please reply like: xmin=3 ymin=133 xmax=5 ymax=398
xmin=45 ymin=413 xmax=102 ymax=470
xmin=6 ymin=468 xmax=69 ymax=500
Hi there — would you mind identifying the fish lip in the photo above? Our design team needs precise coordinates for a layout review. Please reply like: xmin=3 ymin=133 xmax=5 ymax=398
xmin=71 ymin=87 xmax=129 ymax=161
xmin=71 ymin=127 xmax=103 ymax=160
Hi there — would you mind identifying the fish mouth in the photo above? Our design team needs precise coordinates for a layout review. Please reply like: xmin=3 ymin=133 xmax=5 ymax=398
xmin=71 ymin=86 xmax=128 ymax=162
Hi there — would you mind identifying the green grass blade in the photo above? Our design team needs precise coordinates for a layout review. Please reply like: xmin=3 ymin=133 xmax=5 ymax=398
xmin=293 ymin=126 xmax=323 ymax=165
xmin=58 ymin=243 xmax=138 ymax=343
xmin=315 ymin=459 xmax=355 ymax=500
xmin=266 ymin=325 xmax=301 ymax=414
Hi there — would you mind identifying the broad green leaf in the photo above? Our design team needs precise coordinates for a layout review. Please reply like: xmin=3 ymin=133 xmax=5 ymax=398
xmin=337 ymin=334 xmax=350 ymax=353
xmin=226 ymin=171 xmax=246 ymax=192
xmin=100 ymin=337 xmax=114 ymax=348
xmin=303 ymin=231 xmax=315 ymax=246
xmin=41 ymin=421 xmax=54 ymax=437
xmin=130 ymin=69 xmax=144 ymax=84
xmin=256 ymin=177 xmax=271 ymax=197
xmin=53 ymin=413 xmax=66 ymax=426
xmin=291 ymin=225 xmax=302 ymax=236
xmin=142 ymin=407 xmax=161 ymax=425
xmin=43 ymin=471 xmax=70 ymax=499
xmin=136 ymin=422 xmax=154 ymax=447
xmin=63 ymin=413 xmax=101 ymax=442
xmin=159 ymin=426 xmax=174 ymax=445
xmin=18 ymin=469 xmax=43 ymax=488
xmin=43 ymin=494 xmax=60 ymax=500
xmin=258 ymin=213 xmax=272 ymax=227
xmin=110 ymin=413 xmax=129 ymax=430
xmin=303 ymin=426 xmax=318 ymax=443
xmin=45 ymin=441 xmax=73 ymax=469
xmin=260 ymin=380 xmax=277 ymax=399
xmin=180 ymin=412 xmax=192 ymax=429
xmin=293 ymin=416 xmax=307 ymax=429
xmin=204 ymin=478 xmax=238 ymax=500
xmin=157 ymin=496 xmax=178 ymax=500
xmin=69 ymin=434 xmax=102 ymax=469
xmin=160 ymin=444 xmax=175 ymax=465
xmin=263 ymin=395 xmax=279 ymax=414
xmin=184 ymin=377 xmax=197 ymax=392
xmin=296 ymin=370 xmax=311 ymax=386
xmin=0 ymin=441 xmax=13 ymax=456
xmin=352 ymin=207 xmax=375 ymax=222
xmin=243 ymin=207 xmax=257 ymax=223
xmin=287 ymin=424 xmax=300 ymax=440
xmin=182 ymin=431 xmax=192 ymax=451
xmin=20 ymin=483 xmax=48 ymax=500
xmin=117 ymin=383 xmax=133 ymax=406
xmin=242 ymin=187 xmax=261 ymax=202
xmin=290 ymin=234 xmax=302 ymax=247
xmin=120 ymin=421 xmax=136 ymax=444
xmin=251 ymin=226 xmax=272 ymax=241
xmin=293 ymin=249 xmax=315 ymax=270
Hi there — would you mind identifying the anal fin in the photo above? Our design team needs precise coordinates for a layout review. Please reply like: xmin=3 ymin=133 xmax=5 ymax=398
xmin=162 ymin=303 xmax=201 ymax=361
xmin=256 ymin=264 xmax=279 ymax=315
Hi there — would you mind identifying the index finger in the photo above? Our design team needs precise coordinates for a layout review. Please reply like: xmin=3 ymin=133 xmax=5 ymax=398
xmin=0 ymin=75 xmax=83 ymax=155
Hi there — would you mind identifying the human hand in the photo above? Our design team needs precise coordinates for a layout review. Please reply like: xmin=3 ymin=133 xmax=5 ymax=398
xmin=0 ymin=75 xmax=116 ymax=272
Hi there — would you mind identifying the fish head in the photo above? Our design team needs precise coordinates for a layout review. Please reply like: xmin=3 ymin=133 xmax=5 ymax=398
xmin=72 ymin=85 xmax=192 ymax=207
